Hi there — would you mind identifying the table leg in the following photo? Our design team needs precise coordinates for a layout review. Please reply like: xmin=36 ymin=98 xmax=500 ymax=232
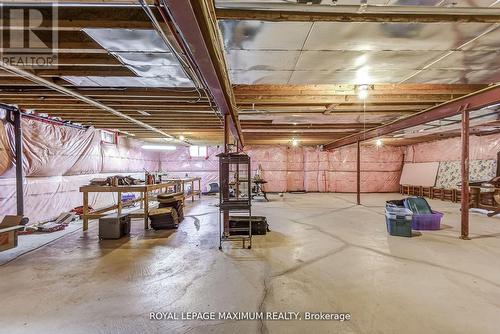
xmin=83 ymin=191 xmax=89 ymax=232
xmin=144 ymin=191 xmax=149 ymax=230
xmin=117 ymin=191 xmax=122 ymax=215
xmin=191 ymin=180 xmax=195 ymax=202
xmin=198 ymin=179 xmax=201 ymax=199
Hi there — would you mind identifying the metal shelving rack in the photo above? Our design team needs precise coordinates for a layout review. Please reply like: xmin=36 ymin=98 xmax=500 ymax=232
xmin=217 ymin=152 xmax=252 ymax=250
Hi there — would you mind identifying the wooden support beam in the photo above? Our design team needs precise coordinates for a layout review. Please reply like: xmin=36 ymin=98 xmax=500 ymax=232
xmin=0 ymin=67 xmax=134 ymax=77
xmin=1 ymin=6 xmax=152 ymax=31
xmin=234 ymin=84 xmax=486 ymax=96
xmin=216 ymin=6 xmax=500 ymax=23
xmin=236 ymin=94 xmax=463 ymax=105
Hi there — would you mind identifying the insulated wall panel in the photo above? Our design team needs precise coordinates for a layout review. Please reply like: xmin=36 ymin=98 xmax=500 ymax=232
xmin=399 ymin=162 xmax=439 ymax=187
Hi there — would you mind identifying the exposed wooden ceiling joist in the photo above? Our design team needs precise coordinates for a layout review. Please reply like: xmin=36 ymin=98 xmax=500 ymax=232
xmin=215 ymin=7 xmax=500 ymax=23
xmin=234 ymin=84 xmax=487 ymax=96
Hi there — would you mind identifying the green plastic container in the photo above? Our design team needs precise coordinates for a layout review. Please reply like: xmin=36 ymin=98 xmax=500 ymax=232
xmin=385 ymin=207 xmax=413 ymax=237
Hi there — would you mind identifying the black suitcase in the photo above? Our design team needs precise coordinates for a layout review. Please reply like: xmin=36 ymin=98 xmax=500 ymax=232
xmin=229 ymin=216 xmax=269 ymax=235
xmin=149 ymin=208 xmax=179 ymax=230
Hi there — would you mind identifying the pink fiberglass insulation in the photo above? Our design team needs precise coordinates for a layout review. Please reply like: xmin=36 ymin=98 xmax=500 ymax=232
xmin=244 ymin=145 xmax=288 ymax=192
xmin=287 ymin=147 xmax=305 ymax=191
xmin=405 ymin=133 xmax=500 ymax=163
xmin=327 ymin=145 xmax=404 ymax=193
xmin=159 ymin=146 xmax=222 ymax=192
xmin=159 ymin=144 xmax=404 ymax=193
xmin=1 ymin=118 xmax=159 ymax=178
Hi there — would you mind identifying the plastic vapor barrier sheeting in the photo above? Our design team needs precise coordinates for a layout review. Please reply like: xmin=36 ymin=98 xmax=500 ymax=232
xmin=0 ymin=118 xmax=159 ymax=223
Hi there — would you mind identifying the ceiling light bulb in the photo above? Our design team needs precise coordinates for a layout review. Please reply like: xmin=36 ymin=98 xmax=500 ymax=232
xmin=375 ymin=139 xmax=383 ymax=147
xmin=292 ymin=138 xmax=299 ymax=147
xmin=179 ymin=135 xmax=185 ymax=141
xmin=358 ymin=89 xmax=369 ymax=100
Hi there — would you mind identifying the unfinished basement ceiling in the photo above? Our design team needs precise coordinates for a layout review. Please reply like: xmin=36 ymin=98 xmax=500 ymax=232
xmin=383 ymin=104 xmax=500 ymax=145
xmin=0 ymin=2 xmax=497 ymax=146
xmin=63 ymin=29 xmax=194 ymax=88
xmin=219 ymin=20 xmax=500 ymax=85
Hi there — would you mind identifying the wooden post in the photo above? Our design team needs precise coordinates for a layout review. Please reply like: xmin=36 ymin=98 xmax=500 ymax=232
xmin=497 ymin=151 xmax=500 ymax=177
xmin=191 ymin=180 xmax=195 ymax=202
xmin=117 ymin=192 xmax=122 ymax=215
xmin=198 ymin=178 xmax=201 ymax=198
xmin=460 ymin=105 xmax=470 ymax=240
xmin=144 ymin=190 xmax=149 ymax=230
xmin=83 ymin=191 xmax=89 ymax=231
xmin=356 ymin=140 xmax=361 ymax=205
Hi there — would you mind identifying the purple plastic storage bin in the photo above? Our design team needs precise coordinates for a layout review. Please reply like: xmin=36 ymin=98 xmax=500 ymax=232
xmin=411 ymin=210 xmax=443 ymax=230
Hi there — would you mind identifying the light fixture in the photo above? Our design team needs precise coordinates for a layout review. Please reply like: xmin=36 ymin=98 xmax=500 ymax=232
xmin=293 ymin=122 xmax=298 ymax=126
xmin=356 ymin=66 xmax=371 ymax=84
xmin=357 ymin=84 xmax=369 ymax=100
xmin=179 ymin=135 xmax=185 ymax=141
xmin=141 ymin=144 xmax=176 ymax=151
xmin=375 ymin=139 xmax=383 ymax=147
xmin=354 ymin=54 xmax=367 ymax=67
xmin=291 ymin=138 xmax=299 ymax=147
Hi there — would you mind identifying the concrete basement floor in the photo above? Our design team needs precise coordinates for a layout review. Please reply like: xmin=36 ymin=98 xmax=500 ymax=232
xmin=1 ymin=193 xmax=500 ymax=334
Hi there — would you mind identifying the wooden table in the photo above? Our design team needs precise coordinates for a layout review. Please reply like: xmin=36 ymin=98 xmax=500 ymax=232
xmin=163 ymin=177 xmax=202 ymax=202
xmin=79 ymin=181 xmax=180 ymax=232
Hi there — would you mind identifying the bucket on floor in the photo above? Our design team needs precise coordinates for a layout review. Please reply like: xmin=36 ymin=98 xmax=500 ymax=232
xmin=404 ymin=197 xmax=443 ymax=230
xmin=385 ymin=206 xmax=413 ymax=237
xmin=410 ymin=211 xmax=443 ymax=230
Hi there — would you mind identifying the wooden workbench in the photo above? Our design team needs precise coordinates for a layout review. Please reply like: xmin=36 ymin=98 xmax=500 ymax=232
xmin=79 ymin=181 xmax=181 ymax=232
xmin=163 ymin=177 xmax=202 ymax=202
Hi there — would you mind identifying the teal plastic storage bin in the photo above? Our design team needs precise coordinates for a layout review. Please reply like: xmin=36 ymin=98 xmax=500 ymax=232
xmin=385 ymin=207 xmax=413 ymax=237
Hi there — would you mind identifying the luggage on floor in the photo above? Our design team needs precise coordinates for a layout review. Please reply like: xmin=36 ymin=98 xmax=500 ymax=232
xmin=149 ymin=207 xmax=179 ymax=230
xmin=229 ymin=216 xmax=269 ymax=235
xmin=385 ymin=206 xmax=413 ymax=237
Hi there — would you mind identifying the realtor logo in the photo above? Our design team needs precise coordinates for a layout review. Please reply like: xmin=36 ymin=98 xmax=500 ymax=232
xmin=0 ymin=4 xmax=58 ymax=67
